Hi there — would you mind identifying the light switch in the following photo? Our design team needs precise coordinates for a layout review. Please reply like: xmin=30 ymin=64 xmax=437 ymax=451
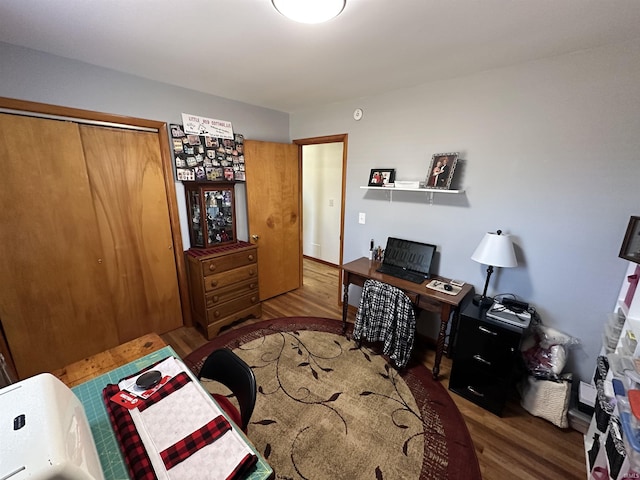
xmin=358 ymin=213 xmax=366 ymax=224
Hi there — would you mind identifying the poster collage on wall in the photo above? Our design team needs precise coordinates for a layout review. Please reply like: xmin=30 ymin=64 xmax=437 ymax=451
xmin=170 ymin=123 xmax=246 ymax=182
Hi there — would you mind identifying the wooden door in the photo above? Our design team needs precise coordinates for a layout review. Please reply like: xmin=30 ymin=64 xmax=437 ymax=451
xmin=80 ymin=126 xmax=183 ymax=341
xmin=0 ymin=114 xmax=119 ymax=378
xmin=244 ymin=140 xmax=301 ymax=300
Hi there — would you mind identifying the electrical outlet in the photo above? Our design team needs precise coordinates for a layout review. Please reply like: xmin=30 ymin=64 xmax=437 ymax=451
xmin=358 ymin=212 xmax=366 ymax=224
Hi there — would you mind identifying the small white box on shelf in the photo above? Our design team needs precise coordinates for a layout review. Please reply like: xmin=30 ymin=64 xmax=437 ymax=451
xmin=394 ymin=181 xmax=420 ymax=189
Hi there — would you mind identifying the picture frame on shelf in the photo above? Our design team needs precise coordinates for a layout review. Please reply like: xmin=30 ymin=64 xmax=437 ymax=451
xmin=619 ymin=216 xmax=640 ymax=264
xmin=368 ymin=169 xmax=395 ymax=186
xmin=425 ymin=152 xmax=459 ymax=189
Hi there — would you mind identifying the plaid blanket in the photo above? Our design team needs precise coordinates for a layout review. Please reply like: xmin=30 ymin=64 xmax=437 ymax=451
xmin=353 ymin=279 xmax=416 ymax=368
xmin=103 ymin=357 xmax=257 ymax=480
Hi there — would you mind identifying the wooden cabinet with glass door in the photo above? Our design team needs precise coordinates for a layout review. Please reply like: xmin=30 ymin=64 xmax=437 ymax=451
xmin=184 ymin=182 xmax=237 ymax=249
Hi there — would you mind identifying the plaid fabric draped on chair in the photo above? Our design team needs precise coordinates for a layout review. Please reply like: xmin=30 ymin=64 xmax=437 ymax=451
xmin=353 ymin=279 xmax=416 ymax=368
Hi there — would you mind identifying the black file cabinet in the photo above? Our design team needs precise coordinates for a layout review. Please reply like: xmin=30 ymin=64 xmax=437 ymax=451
xmin=449 ymin=302 xmax=529 ymax=416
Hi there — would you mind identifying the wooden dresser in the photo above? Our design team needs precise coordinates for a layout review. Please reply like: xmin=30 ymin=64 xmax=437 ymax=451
xmin=185 ymin=242 xmax=262 ymax=339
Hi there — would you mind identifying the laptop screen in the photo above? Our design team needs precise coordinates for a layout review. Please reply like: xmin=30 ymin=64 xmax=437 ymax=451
xmin=383 ymin=237 xmax=436 ymax=275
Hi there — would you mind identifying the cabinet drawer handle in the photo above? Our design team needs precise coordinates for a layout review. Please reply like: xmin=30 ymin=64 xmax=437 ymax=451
xmin=212 ymin=295 xmax=219 ymax=302
xmin=251 ymin=296 xmax=257 ymax=303
xmin=209 ymin=280 xmax=218 ymax=288
xmin=478 ymin=326 xmax=497 ymax=336
xmin=248 ymin=254 xmax=254 ymax=261
xmin=473 ymin=354 xmax=492 ymax=366
xmin=466 ymin=386 xmax=485 ymax=398
xmin=250 ymin=283 xmax=256 ymax=289
xmin=249 ymin=269 xmax=256 ymax=276
xmin=208 ymin=264 xmax=216 ymax=272
xmin=213 ymin=310 xmax=220 ymax=318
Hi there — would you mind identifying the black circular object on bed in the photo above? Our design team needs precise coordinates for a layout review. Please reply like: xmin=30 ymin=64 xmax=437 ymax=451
xmin=136 ymin=370 xmax=162 ymax=389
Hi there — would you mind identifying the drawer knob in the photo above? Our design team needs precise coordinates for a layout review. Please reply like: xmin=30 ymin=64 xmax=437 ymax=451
xmin=212 ymin=295 xmax=219 ymax=302
xmin=466 ymin=386 xmax=485 ymax=398
xmin=248 ymin=254 xmax=254 ymax=261
xmin=251 ymin=296 xmax=257 ymax=303
xmin=250 ymin=283 xmax=256 ymax=289
xmin=208 ymin=264 xmax=216 ymax=272
xmin=213 ymin=310 xmax=220 ymax=318
xmin=478 ymin=326 xmax=497 ymax=336
xmin=472 ymin=354 xmax=492 ymax=366
xmin=249 ymin=269 xmax=256 ymax=276
xmin=210 ymin=280 xmax=218 ymax=288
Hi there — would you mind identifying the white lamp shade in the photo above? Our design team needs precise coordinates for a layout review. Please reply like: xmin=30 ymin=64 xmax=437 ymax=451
xmin=471 ymin=232 xmax=517 ymax=268
xmin=272 ymin=0 xmax=346 ymax=24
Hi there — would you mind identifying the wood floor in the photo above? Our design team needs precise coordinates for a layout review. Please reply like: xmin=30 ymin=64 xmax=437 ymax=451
xmin=162 ymin=258 xmax=587 ymax=480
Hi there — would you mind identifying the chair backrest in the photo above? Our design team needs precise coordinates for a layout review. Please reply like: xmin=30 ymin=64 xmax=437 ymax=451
xmin=197 ymin=348 xmax=257 ymax=431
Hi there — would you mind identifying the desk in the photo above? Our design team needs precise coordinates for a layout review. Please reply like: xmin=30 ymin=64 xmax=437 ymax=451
xmin=341 ymin=257 xmax=473 ymax=380
xmin=58 ymin=336 xmax=273 ymax=480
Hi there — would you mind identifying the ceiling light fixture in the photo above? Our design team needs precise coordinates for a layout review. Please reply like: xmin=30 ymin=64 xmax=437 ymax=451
xmin=272 ymin=0 xmax=346 ymax=24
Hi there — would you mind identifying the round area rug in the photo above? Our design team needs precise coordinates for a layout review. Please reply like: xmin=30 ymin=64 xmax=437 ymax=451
xmin=184 ymin=317 xmax=481 ymax=480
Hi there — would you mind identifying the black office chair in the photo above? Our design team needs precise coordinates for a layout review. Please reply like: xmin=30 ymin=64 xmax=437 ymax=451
xmin=197 ymin=348 xmax=257 ymax=432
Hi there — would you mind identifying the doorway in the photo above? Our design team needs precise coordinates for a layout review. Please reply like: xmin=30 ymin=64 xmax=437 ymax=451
xmin=295 ymin=134 xmax=347 ymax=288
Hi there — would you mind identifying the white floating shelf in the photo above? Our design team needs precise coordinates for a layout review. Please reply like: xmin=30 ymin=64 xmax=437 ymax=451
xmin=360 ymin=186 xmax=465 ymax=203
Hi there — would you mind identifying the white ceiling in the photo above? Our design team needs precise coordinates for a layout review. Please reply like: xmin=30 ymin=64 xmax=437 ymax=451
xmin=1 ymin=0 xmax=640 ymax=113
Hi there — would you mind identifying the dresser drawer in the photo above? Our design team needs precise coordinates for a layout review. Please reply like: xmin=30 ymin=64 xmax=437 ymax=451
xmin=205 ymin=279 xmax=259 ymax=308
xmin=206 ymin=292 xmax=261 ymax=325
xmin=455 ymin=320 xmax=520 ymax=376
xmin=452 ymin=350 xmax=516 ymax=378
xmin=449 ymin=366 xmax=511 ymax=416
xmin=202 ymin=249 xmax=257 ymax=276
xmin=204 ymin=264 xmax=258 ymax=292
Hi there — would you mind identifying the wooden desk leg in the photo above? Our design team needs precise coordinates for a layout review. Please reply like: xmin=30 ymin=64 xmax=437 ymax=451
xmin=342 ymin=275 xmax=350 ymax=335
xmin=446 ymin=308 xmax=460 ymax=358
xmin=433 ymin=305 xmax=453 ymax=380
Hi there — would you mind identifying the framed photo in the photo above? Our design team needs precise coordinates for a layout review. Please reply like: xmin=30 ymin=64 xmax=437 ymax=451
xmin=368 ymin=169 xmax=395 ymax=186
xmin=619 ymin=216 xmax=640 ymax=263
xmin=425 ymin=152 xmax=459 ymax=189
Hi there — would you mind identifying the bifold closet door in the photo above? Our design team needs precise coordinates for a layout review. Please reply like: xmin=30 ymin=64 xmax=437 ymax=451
xmin=0 ymin=114 xmax=119 ymax=378
xmin=79 ymin=125 xmax=182 ymax=341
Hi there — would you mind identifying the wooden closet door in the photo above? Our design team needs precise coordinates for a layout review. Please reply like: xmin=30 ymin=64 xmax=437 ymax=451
xmin=79 ymin=126 xmax=182 ymax=341
xmin=0 ymin=114 xmax=119 ymax=378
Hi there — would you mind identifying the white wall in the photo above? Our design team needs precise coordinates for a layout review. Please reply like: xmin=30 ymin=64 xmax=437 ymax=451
xmin=0 ymin=42 xmax=290 ymax=246
xmin=302 ymin=143 xmax=343 ymax=264
xmin=289 ymin=39 xmax=640 ymax=383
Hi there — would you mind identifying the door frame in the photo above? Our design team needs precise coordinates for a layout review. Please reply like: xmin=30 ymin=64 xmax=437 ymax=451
xmin=293 ymin=134 xmax=348 ymax=302
xmin=0 ymin=96 xmax=191 ymax=331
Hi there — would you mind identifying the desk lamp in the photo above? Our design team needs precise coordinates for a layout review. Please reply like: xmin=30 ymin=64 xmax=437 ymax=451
xmin=471 ymin=229 xmax=517 ymax=307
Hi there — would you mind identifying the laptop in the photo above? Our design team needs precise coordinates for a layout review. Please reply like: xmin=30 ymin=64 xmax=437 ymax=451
xmin=376 ymin=237 xmax=436 ymax=284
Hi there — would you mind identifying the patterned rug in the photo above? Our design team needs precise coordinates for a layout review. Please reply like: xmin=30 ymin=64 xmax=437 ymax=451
xmin=184 ymin=317 xmax=481 ymax=480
